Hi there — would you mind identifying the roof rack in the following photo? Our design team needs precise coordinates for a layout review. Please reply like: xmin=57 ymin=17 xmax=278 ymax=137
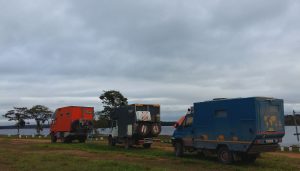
xmin=212 ymin=98 xmax=227 ymax=101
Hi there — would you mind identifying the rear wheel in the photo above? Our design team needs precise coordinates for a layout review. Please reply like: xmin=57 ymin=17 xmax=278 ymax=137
xmin=174 ymin=141 xmax=184 ymax=157
xmin=197 ymin=151 xmax=206 ymax=158
xmin=78 ymin=136 xmax=86 ymax=143
xmin=143 ymin=143 xmax=151 ymax=149
xmin=217 ymin=146 xmax=233 ymax=164
xmin=241 ymin=153 xmax=258 ymax=163
xmin=124 ymin=138 xmax=131 ymax=149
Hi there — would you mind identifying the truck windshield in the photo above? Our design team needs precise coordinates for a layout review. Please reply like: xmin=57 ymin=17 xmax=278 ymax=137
xmin=51 ymin=112 xmax=56 ymax=120
xmin=174 ymin=115 xmax=185 ymax=128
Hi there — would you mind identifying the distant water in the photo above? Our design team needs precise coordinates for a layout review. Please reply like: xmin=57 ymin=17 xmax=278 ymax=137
xmin=1 ymin=126 xmax=299 ymax=146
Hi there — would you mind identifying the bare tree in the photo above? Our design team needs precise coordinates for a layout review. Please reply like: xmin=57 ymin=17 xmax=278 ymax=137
xmin=28 ymin=105 xmax=52 ymax=135
xmin=3 ymin=107 xmax=29 ymax=135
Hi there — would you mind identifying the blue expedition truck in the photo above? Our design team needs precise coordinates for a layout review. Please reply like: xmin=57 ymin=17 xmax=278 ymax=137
xmin=172 ymin=97 xmax=285 ymax=164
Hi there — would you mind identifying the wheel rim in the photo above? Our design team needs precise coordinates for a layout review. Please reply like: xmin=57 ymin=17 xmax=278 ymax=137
xmin=221 ymin=151 xmax=229 ymax=162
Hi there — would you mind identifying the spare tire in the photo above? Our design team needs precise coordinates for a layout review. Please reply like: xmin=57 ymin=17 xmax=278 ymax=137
xmin=71 ymin=120 xmax=80 ymax=132
xmin=137 ymin=123 xmax=150 ymax=136
xmin=151 ymin=123 xmax=161 ymax=136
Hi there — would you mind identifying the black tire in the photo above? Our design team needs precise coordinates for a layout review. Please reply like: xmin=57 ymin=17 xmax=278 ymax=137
xmin=241 ymin=153 xmax=258 ymax=163
xmin=124 ymin=138 xmax=131 ymax=149
xmin=108 ymin=136 xmax=116 ymax=146
xmin=197 ymin=151 xmax=206 ymax=158
xmin=79 ymin=136 xmax=86 ymax=143
xmin=51 ymin=133 xmax=57 ymax=143
xmin=111 ymin=138 xmax=116 ymax=146
xmin=63 ymin=137 xmax=72 ymax=143
xmin=138 ymin=124 xmax=150 ymax=136
xmin=151 ymin=123 xmax=161 ymax=136
xmin=217 ymin=146 xmax=233 ymax=164
xmin=71 ymin=120 xmax=80 ymax=132
xmin=143 ymin=143 xmax=151 ymax=149
xmin=174 ymin=141 xmax=184 ymax=157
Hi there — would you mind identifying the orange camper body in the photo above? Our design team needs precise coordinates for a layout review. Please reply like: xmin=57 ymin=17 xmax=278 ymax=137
xmin=50 ymin=106 xmax=94 ymax=143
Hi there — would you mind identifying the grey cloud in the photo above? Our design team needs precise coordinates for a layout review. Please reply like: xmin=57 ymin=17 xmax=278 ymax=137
xmin=1 ymin=0 xmax=300 ymax=120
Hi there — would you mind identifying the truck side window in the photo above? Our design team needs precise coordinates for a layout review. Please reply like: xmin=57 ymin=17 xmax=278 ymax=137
xmin=112 ymin=120 xmax=117 ymax=127
xmin=215 ymin=110 xmax=227 ymax=118
xmin=183 ymin=115 xmax=193 ymax=127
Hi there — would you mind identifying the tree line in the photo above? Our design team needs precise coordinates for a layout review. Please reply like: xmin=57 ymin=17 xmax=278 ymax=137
xmin=5 ymin=90 xmax=299 ymax=135
xmin=2 ymin=90 xmax=129 ymax=135
xmin=2 ymin=105 xmax=52 ymax=135
xmin=284 ymin=114 xmax=300 ymax=126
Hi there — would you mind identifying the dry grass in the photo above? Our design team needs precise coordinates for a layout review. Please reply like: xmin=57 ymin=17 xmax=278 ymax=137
xmin=0 ymin=137 xmax=300 ymax=171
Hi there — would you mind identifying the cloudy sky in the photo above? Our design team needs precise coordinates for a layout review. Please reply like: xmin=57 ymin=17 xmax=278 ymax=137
xmin=1 ymin=0 xmax=300 ymax=123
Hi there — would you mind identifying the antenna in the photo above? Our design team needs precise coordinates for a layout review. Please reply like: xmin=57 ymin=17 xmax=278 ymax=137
xmin=293 ymin=110 xmax=300 ymax=142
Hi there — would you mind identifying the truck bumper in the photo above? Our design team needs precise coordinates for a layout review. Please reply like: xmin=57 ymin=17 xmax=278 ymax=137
xmin=138 ymin=138 xmax=153 ymax=144
xmin=248 ymin=144 xmax=279 ymax=153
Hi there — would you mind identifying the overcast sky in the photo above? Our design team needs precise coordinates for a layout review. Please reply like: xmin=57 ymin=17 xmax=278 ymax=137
xmin=1 ymin=0 xmax=300 ymax=123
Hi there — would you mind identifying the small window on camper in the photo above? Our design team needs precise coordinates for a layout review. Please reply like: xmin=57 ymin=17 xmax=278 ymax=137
xmin=112 ymin=120 xmax=117 ymax=127
xmin=215 ymin=110 xmax=227 ymax=118
xmin=52 ymin=112 xmax=56 ymax=119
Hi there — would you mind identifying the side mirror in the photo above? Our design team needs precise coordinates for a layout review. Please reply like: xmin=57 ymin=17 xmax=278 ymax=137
xmin=174 ymin=123 xmax=179 ymax=128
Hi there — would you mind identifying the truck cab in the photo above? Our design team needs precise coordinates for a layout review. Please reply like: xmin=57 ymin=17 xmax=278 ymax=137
xmin=172 ymin=97 xmax=285 ymax=164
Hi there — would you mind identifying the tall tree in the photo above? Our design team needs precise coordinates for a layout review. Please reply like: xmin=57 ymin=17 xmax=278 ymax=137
xmin=93 ymin=111 xmax=111 ymax=128
xmin=99 ymin=90 xmax=128 ymax=118
xmin=28 ymin=105 xmax=52 ymax=135
xmin=3 ymin=107 xmax=29 ymax=135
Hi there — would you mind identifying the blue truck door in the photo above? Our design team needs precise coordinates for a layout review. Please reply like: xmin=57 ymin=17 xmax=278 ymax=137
xmin=213 ymin=110 xmax=230 ymax=141
xmin=182 ymin=114 xmax=194 ymax=147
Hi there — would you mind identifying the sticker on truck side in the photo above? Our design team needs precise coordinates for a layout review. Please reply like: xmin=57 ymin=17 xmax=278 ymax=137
xmin=136 ymin=111 xmax=151 ymax=121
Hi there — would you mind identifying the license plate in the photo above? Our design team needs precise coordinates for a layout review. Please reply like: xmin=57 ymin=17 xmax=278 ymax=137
xmin=265 ymin=139 xmax=274 ymax=143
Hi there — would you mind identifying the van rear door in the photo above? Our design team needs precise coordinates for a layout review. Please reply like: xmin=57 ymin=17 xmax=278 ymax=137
xmin=258 ymin=99 xmax=284 ymax=134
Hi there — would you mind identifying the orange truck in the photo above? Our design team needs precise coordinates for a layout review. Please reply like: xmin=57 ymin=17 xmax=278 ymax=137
xmin=50 ymin=106 xmax=94 ymax=143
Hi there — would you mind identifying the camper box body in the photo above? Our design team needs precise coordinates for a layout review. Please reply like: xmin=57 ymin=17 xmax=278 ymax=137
xmin=109 ymin=104 xmax=161 ymax=148
xmin=172 ymin=97 xmax=285 ymax=163
xmin=50 ymin=106 xmax=93 ymax=143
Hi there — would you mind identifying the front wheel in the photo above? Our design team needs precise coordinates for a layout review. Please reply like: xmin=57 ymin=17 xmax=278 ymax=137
xmin=63 ymin=137 xmax=72 ymax=143
xmin=51 ymin=133 xmax=57 ymax=143
xmin=217 ymin=146 xmax=233 ymax=164
xmin=174 ymin=141 xmax=184 ymax=157
xmin=108 ymin=136 xmax=116 ymax=146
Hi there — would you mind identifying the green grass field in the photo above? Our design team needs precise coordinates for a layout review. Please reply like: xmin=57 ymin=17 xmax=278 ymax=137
xmin=0 ymin=137 xmax=299 ymax=171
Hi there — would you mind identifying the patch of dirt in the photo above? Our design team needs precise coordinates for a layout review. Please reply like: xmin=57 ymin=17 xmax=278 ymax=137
xmin=154 ymin=144 xmax=174 ymax=152
xmin=9 ymin=138 xmax=49 ymax=145
xmin=269 ymin=152 xmax=300 ymax=159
